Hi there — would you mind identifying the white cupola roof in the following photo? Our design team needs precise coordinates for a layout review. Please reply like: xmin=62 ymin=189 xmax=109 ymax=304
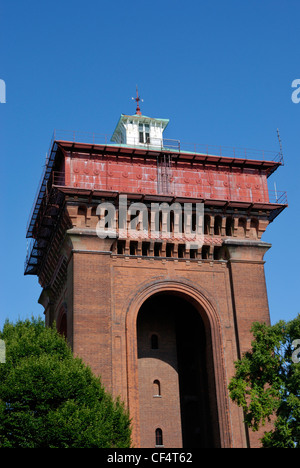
xmin=111 ymin=87 xmax=169 ymax=148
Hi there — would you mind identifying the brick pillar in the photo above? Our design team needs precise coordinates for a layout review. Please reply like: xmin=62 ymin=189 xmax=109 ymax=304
xmin=224 ymin=239 xmax=272 ymax=447
xmin=68 ymin=229 xmax=114 ymax=393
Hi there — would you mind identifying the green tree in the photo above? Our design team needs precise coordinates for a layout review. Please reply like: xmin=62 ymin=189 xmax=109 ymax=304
xmin=229 ymin=314 xmax=300 ymax=448
xmin=0 ymin=318 xmax=132 ymax=448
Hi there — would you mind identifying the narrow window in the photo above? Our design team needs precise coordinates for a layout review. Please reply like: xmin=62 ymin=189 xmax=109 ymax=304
xmin=153 ymin=380 xmax=161 ymax=397
xmin=154 ymin=242 xmax=162 ymax=257
xmin=139 ymin=123 xmax=151 ymax=144
xmin=202 ymin=245 xmax=210 ymax=259
xmin=117 ymin=240 xmax=126 ymax=254
xmin=155 ymin=428 xmax=163 ymax=447
xmin=190 ymin=248 xmax=197 ymax=259
xmin=139 ymin=124 xmax=144 ymax=143
xmin=204 ymin=215 xmax=210 ymax=235
xmin=166 ymin=243 xmax=174 ymax=258
xmin=142 ymin=242 xmax=150 ymax=257
xmin=214 ymin=215 xmax=222 ymax=235
xmin=130 ymin=241 xmax=138 ymax=255
xmin=226 ymin=217 xmax=234 ymax=236
xmin=238 ymin=217 xmax=246 ymax=237
xmin=145 ymin=124 xmax=150 ymax=143
xmin=178 ymin=244 xmax=185 ymax=258
xmin=151 ymin=334 xmax=159 ymax=350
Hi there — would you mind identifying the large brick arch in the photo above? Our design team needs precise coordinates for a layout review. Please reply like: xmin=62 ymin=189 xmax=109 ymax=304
xmin=125 ymin=278 xmax=232 ymax=448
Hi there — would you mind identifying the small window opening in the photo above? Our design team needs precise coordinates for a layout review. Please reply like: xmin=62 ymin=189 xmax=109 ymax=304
xmin=214 ymin=216 xmax=222 ymax=236
xmin=166 ymin=243 xmax=174 ymax=258
xmin=154 ymin=242 xmax=162 ymax=257
xmin=155 ymin=428 xmax=163 ymax=447
xmin=190 ymin=248 xmax=197 ymax=259
xmin=139 ymin=123 xmax=151 ymax=144
xmin=117 ymin=240 xmax=126 ymax=255
xmin=204 ymin=215 xmax=211 ymax=235
xmin=130 ymin=241 xmax=138 ymax=255
xmin=153 ymin=380 xmax=161 ymax=397
xmin=142 ymin=242 xmax=150 ymax=257
xmin=202 ymin=245 xmax=210 ymax=259
xmin=226 ymin=217 xmax=234 ymax=236
xmin=213 ymin=246 xmax=222 ymax=260
xmin=178 ymin=244 xmax=185 ymax=258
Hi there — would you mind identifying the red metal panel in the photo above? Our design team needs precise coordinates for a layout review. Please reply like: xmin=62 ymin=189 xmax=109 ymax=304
xmin=59 ymin=150 xmax=272 ymax=205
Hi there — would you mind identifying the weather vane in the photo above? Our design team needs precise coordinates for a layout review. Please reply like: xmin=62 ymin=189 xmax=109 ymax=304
xmin=132 ymin=85 xmax=143 ymax=115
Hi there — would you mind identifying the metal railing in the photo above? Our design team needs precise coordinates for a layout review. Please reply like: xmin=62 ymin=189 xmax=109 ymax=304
xmin=51 ymin=129 xmax=283 ymax=163
xmin=268 ymin=190 xmax=288 ymax=205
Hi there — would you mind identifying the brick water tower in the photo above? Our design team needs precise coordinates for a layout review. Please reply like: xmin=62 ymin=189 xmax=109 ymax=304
xmin=25 ymin=94 xmax=287 ymax=448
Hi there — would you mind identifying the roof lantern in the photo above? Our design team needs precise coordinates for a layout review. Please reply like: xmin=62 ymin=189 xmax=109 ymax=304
xmin=111 ymin=87 xmax=169 ymax=148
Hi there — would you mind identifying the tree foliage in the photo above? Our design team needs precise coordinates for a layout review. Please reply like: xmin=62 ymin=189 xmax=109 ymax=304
xmin=229 ymin=314 xmax=300 ymax=448
xmin=0 ymin=318 xmax=132 ymax=448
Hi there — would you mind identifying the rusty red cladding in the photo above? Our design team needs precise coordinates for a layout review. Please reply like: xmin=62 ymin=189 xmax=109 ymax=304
xmin=61 ymin=150 xmax=271 ymax=204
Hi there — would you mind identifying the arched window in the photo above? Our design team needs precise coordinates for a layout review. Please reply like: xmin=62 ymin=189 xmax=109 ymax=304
xmin=204 ymin=215 xmax=211 ymax=235
xmin=153 ymin=380 xmax=161 ymax=397
xmin=155 ymin=428 xmax=163 ymax=447
xmin=250 ymin=218 xmax=259 ymax=239
xmin=214 ymin=215 xmax=222 ymax=236
xmin=226 ymin=217 xmax=234 ymax=236
xmin=151 ymin=334 xmax=159 ymax=350
xmin=238 ymin=217 xmax=246 ymax=237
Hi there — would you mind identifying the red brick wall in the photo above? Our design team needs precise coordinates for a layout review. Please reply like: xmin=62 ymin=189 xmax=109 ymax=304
xmin=46 ymin=228 xmax=273 ymax=448
xmin=35 ymin=140 xmax=282 ymax=448
xmin=137 ymin=306 xmax=183 ymax=448
xmin=72 ymin=249 xmax=113 ymax=392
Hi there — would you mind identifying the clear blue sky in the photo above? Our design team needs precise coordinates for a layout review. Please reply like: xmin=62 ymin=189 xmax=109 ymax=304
xmin=0 ymin=0 xmax=299 ymax=329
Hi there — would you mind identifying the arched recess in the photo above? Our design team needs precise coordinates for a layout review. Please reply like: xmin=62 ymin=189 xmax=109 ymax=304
xmin=125 ymin=279 xmax=232 ymax=448
xmin=57 ymin=305 xmax=67 ymax=338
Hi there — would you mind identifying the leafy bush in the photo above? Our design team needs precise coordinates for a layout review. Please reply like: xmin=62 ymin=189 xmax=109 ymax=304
xmin=0 ymin=318 xmax=132 ymax=448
